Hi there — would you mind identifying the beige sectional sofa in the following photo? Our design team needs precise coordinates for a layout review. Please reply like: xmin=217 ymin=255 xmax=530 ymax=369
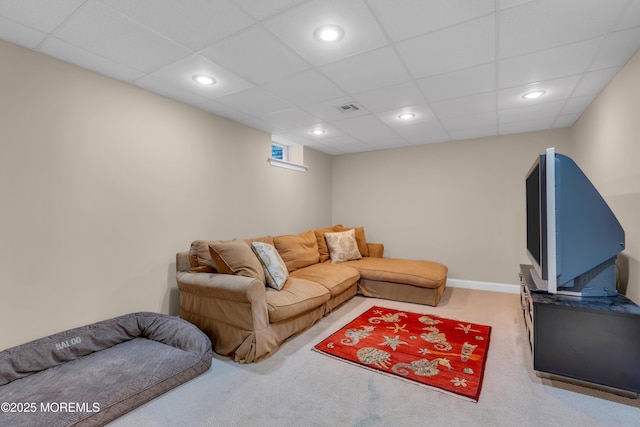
xmin=176 ymin=225 xmax=448 ymax=363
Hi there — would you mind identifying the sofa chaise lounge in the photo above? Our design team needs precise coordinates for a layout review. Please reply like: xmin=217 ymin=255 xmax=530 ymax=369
xmin=176 ymin=225 xmax=448 ymax=363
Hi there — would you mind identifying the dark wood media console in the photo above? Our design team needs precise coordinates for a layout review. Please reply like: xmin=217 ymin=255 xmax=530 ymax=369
xmin=519 ymin=264 xmax=640 ymax=397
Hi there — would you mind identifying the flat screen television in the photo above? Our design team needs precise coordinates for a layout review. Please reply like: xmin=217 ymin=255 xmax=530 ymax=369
xmin=525 ymin=147 xmax=625 ymax=296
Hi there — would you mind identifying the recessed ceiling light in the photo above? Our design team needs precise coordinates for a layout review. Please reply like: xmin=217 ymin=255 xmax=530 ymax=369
xmin=522 ymin=90 xmax=546 ymax=100
xmin=398 ymin=113 xmax=416 ymax=120
xmin=310 ymin=129 xmax=326 ymax=135
xmin=314 ymin=25 xmax=344 ymax=43
xmin=192 ymin=74 xmax=216 ymax=85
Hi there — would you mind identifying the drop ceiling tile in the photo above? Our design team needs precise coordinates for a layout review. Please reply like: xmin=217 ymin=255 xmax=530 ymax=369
xmin=499 ymin=118 xmax=555 ymax=135
xmin=497 ymin=75 xmax=581 ymax=110
xmin=198 ymin=99 xmax=252 ymax=122
xmin=329 ymin=114 xmax=399 ymax=141
xmin=499 ymin=0 xmax=628 ymax=58
xmin=616 ymin=0 xmax=640 ymax=30
xmin=560 ymin=95 xmax=596 ymax=116
xmin=0 ymin=16 xmax=46 ymax=48
xmin=233 ymin=0 xmax=307 ymax=20
xmin=353 ymin=81 xmax=427 ymax=114
xmin=572 ymin=68 xmax=619 ymax=97
xmin=396 ymin=15 xmax=495 ymax=79
xmin=0 ymin=0 xmax=85 ymax=32
xmin=134 ymin=54 xmax=254 ymax=100
xmin=264 ymin=0 xmax=388 ymax=66
xmin=334 ymin=143 xmax=373 ymax=154
xmin=103 ymin=0 xmax=255 ymax=51
xmin=320 ymin=134 xmax=364 ymax=148
xmin=134 ymin=74 xmax=210 ymax=106
xmin=262 ymin=69 xmax=345 ymax=106
xmin=417 ymin=63 xmax=496 ymax=103
xmin=440 ymin=111 xmax=497 ymax=131
xmin=216 ymin=86 xmax=293 ymax=117
xmin=376 ymin=104 xmax=435 ymax=127
xmin=553 ymin=113 xmax=581 ymax=128
xmin=40 ymin=36 xmax=145 ymax=82
xmin=54 ymin=1 xmax=191 ymax=73
xmin=498 ymin=100 xmax=565 ymax=125
xmin=366 ymin=137 xmax=409 ymax=150
xmin=257 ymin=107 xmax=322 ymax=129
xmin=201 ymin=25 xmax=310 ymax=84
xmin=431 ymin=92 xmax=496 ymax=119
xmin=404 ymin=130 xmax=451 ymax=145
xmin=302 ymin=96 xmax=369 ymax=121
xmin=319 ymin=47 xmax=411 ymax=94
xmin=589 ymin=27 xmax=640 ymax=71
xmin=369 ymin=0 xmax=495 ymax=42
xmin=498 ymin=38 xmax=602 ymax=88
xmin=499 ymin=0 xmax=534 ymax=10
xmin=240 ymin=116 xmax=283 ymax=134
xmin=392 ymin=120 xmax=449 ymax=143
xmin=277 ymin=123 xmax=345 ymax=141
xmin=449 ymin=126 xmax=497 ymax=140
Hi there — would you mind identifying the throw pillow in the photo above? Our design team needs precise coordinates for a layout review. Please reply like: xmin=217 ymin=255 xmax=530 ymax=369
xmin=334 ymin=226 xmax=369 ymax=257
xmin=324 ymin=228 xmax=362 ymax=264
xmin=273 ymin=230 xmax=320 ymax=272
xmin=208 ymin=239 xmax=265 ymax=283
xmin=251 ymin=242 xmax=288 ymax=290
xmin=314 ymin=224 xmax=343 ymax=263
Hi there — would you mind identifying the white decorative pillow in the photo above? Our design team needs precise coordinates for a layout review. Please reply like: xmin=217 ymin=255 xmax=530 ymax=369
xmin=251 ymin=242 xmax=288 ymax=290
xmin=324 ymin=228 xmax=362 ymax=264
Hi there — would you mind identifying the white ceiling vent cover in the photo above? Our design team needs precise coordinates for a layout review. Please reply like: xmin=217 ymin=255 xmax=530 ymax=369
xmin=336 ymin=103 xmax=361 ymax=113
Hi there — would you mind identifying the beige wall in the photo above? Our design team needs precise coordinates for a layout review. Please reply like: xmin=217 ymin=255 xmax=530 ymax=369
xmin=570 ymin=50 xmax=640 ymax=303
xmin=332 ymin=129 xmax=572 ymax=286
xmin=0 ymin=41 xmax=332 ymax=350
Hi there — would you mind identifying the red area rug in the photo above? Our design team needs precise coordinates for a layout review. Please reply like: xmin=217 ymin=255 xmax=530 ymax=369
xmin=313 ymin=306 xmax=491 ymax=402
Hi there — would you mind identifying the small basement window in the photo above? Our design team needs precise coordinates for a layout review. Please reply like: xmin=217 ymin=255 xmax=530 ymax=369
xmin=268 ymin=138 xmax=308 ymax=172
xmin=271 ymin=142 xmax=288 ymax=161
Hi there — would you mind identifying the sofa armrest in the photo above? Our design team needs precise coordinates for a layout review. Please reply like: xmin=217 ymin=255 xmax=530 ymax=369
xmin=176 ymin=272 xmax=269 ymax=331
xmin=367 ymin=243 xmax=384 ymax=258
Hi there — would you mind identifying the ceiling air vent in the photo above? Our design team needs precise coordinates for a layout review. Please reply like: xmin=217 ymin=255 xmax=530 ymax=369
xmin=336 ymin=103 xmax=361 ymax=113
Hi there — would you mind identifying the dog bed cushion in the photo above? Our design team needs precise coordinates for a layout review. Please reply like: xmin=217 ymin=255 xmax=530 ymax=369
xmin=0 ymin=312 xmax=212 ymax=427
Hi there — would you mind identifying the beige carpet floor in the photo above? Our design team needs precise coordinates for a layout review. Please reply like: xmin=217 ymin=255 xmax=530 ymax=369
xmin=109 ymin=288 xmax=640 ymax=426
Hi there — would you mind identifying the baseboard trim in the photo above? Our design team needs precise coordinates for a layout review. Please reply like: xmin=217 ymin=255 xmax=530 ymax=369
xmin=447 ymin=278 xmax=520 ymax=294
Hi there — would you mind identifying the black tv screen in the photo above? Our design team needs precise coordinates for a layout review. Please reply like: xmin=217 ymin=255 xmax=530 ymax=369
xmin=525 ymin=160 xmax=541 ymax=268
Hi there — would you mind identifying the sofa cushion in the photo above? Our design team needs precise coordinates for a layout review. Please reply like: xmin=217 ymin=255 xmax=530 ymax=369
xmin=325 ymin=228 xmax=362 ymax=264
xmin=208 ymin=240 xmax=265 ymax=284
xmin=273 ymin=230 xmax=320 ymax=272
xmin=265 ymin=278 xmax=330 ymax=323
xmin=251 ymin=242 xmax=288 ymax=290
xmin=341 ymin=257 xmax=448 ymax=289
xmin=289 ymin=263 xmax=360 ymax=297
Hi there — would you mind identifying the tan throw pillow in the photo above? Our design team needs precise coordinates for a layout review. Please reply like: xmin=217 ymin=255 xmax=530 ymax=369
xmin=273 ymin=230 xmax=320 ymax=272
xmin=324 ymin=228 xmax=363 ymax=264
xmin=334 ymin=226 xmax=369 ymax=257
xmin=314 ymin=224 xmax=343 ymax=263
xmin=251 ymin=242 xmax=288 ymax=290
xmin=189 ymin=240 xmax=219 ymax=272
xmin=208 ymin=239 xmax=265 ymax=283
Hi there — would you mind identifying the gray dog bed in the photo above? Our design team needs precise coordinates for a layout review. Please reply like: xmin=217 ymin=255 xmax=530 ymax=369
xmin=0 ymin=312 xmax=212 ymax=426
